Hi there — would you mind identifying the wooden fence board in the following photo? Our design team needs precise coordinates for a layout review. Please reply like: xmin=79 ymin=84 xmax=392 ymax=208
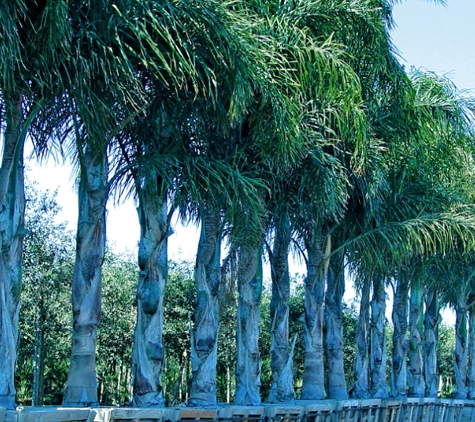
xmin=1 ymin=399 xmax=474 ymax=422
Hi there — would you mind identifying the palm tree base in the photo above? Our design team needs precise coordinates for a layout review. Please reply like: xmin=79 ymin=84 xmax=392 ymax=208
xmin=132 ymin=391 xmax=164 ymax=408
xmin=0 ymin=395 xmax=15 ymax=410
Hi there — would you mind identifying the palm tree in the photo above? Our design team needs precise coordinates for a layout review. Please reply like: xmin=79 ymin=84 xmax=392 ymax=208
xmin=234 ymin=242 xmax=263 ymax=405
xmin=424 ymin=278 xmax=440 ymax=397
xmin=390 ymin=269 xmax=410 ymax=398
xmin=61 ymin=0 xmax=147 ymax=405
xmin=115 ymin=0 xmax=283 ymax=406
xmin=407 ymin=267 xmax=425 ymax=397
xmin=468 ymin=291 xmax=475 ymax=399
xmin=324 ymin=238 xmax=347 ymax=399
xmin=371 ymin=272 xmax=389 ymax=398
xmin=0 ymin=0 xmax=70 ymax=408
xmin=350 ymin=273 xmax=371 ymax=398
xmin=439 ymin=255 xmax=475 ymax=399
xmin=267 ymin=212 xmax=293 ymax=403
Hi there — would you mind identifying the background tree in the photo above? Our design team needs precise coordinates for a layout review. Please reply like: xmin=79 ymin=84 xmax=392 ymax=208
xmin=96 ymin=253 xmax=137 ymax=405
xmin=17 ymin=182 xmax=74 ymax=406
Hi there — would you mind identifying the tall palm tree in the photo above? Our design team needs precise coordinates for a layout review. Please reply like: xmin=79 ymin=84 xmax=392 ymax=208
xmin=345 ymin=65 xmax=475 ymax=399
xmin=267 ymin=212 xmax=293 ymax=403
xmin=234 ymin=242 xmax=263 ymax=405
xmin=390 ymin=269 xmax=410 ymax=398
xmin=0 ymin=0 xmax=70 ymax=408
xmin=407 ymin=267 xmax=425 ymax=397
xmin=468 ymin=291 xmax=475 ymax=399
xmin=350 ymin=273 xmax=371 ymax=398
xmin=115 ymin=0 xmax=284 ymax=406
xmin=324 ymin=237 xmax=347 ymax=399
xmin=424 ymin=275 xmax=441 ymax=397
xmin=439 ymin=255 xmax=475 ymax=399
xmin=61 ymin=0 xmax=147 ymax=405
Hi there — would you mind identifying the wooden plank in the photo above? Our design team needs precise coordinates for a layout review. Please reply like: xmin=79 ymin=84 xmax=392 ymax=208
xmin=175 ymin=408 xmax=218 ymax=421
xmin=111 ymin=408 xmax=165 ymax=421
xmin=298 ymin=400 xmax=335 ymax=422
xmin=265 ymin=404 xmax=304 ymax=421
xmin=335 ymin=399 xmax=360 ymax=422
xmin=218 ymin=405 xmax=266 ymax=421
xmin=19 ymin=408 xmax=90 ymax=422
xmin=5 ymin=410 xmax=19 ymax=422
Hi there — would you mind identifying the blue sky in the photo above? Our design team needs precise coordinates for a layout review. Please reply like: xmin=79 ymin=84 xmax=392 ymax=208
xmin=391 ymin=0 xmax=475 ymax=91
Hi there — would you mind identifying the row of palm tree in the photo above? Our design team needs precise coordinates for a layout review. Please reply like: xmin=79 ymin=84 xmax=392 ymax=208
xmin=1 ymin=0 xmax=475 ymax=410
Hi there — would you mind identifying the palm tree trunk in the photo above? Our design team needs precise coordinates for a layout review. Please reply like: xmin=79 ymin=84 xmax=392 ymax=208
xmin=351 ymin=279 xmax=371 ymax=398
xmin=235 ymin=244 xmax=262 ymax=405
xmin=370 ymin=273 xmax=388 ymax=398
xmin=301 ymin=230 xmax=327 ymax=400
xmin=424 ymin=284 xmax=439 ymax=397
xmin=468 ymin=295 xmax=475 ymax=399
xmin=132 ymin=186 xmax=168 ymax=407
xmin=390 ymin=272 xmax=409 ymax=398
xmin=63 ymin=145 xmax=108 ymax=406
xmin=268 ymin=218 xmax=293 ymax=403
xmin=407 ymin=278 xmax=424 ymax=397
xmin=325 ymin=247 xmax=347 ymax=399
xmin=454 ymin=294 xmax=468 ymax=399
xmin=189 ymin=207 xmax=221 ymax=406
xmin=0 ymin=94 xmax=25 ymax=410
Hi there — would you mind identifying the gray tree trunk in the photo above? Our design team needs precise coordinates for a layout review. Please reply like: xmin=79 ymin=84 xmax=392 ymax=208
xmin=132 ymin=187 xmax=168 ymax=407
xmin=351 ymin=279 xmax=371 ymax=398
xmin=0 ymin=95 xmax=25 ymax=409
xmin=235 ymin=244 xmax=262 ymax=405
xmin=189 ymin=207 xmax=222 ymax=406
xmin=301 ymin=230 xmax=327 ymax=400
xmin=454 ymin=295 xmax=468 ymax=399
xmin=370 ymin=274 xmax=388 ymax=398
xmin=424 ymin=284 xmax=439 ymax=397
xmin=63 ymin=146 xmax=108 ymax=406
xmin=325 ymin=248 xmax=347 ymax=399
xmin=268 ymin=218 xmax=293 ymax=403
xmin=390 ymin=272 xmax=409 ymax=398
xmin=407 ymin=278 xmax=424 ymax=397
xmin=468 ymin=295 xmax=475 ymax=399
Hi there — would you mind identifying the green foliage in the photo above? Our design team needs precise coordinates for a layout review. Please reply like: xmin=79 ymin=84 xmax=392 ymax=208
xmin=437 ymin=323 xmax=456 ymax=397
xmin=97 ymin=253 xmax=137 ymax=405
xmin=162 ymin=261 xmax=195 ymax=405
xmin=17 ymin=182 xmax=74 ymax=405
xmin=216 ymin=291 xmax=238 ymax=404
xmin=342 ymin=302 xmax=358 ymax=389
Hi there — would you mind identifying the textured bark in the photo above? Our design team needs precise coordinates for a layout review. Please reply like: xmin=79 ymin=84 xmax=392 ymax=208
xmin=454 ymin=295 xmax=468 ymax=399
xmin=268 ymin=218 xmax=293 ymax=403
xmin=132 ymin=187 xmax=168 ymax=407
xmin=235 ymin=244 xmax=262 ymax=405
xmin=0 ymin=95 xmax=25 ymax=409
xmin=63 ymin=146 xmax=108 ymax=406
xmin=390 ymin=272 xmax=409 ymax=398
xmin=468 ymin=296 xmax=475 ymax=399
xmin=407 ymin=278 xmax=424 ymax=397
xmin=351 ymin=279 xmax=371 ymax=398
xmin=300 ymin=229 xmax=327 ymax=400
xmin=189 ymin=207 xmax=221 ymax=406
xmin=370 ymin=274 xmax=388 ymax=398
xmin=424 ymin=285 xmax=439 ymax=397
xmin=325 ymin=248 xmax=347 ymax=399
